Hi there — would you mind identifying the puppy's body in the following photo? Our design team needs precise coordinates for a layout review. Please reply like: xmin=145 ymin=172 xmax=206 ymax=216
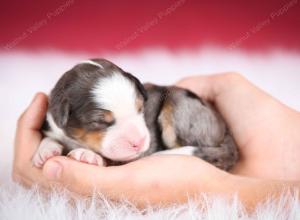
xmin=33 ymin=59 xmax=238 ymax=170
xmin=143 ymin=84 xmax=238 ymax=170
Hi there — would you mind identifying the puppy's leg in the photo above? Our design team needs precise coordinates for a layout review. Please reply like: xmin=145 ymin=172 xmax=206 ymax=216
xmin=32 ymin=137 xmax=63 ymax=168
xmin=153 ymin=146 xmax=197 ymax=156
xmin=67 ymin=148 xmax=105 ymax=166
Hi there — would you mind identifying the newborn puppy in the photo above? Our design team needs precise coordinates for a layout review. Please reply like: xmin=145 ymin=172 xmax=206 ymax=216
xmin=33 ymin=59 xmax=238 ymax=170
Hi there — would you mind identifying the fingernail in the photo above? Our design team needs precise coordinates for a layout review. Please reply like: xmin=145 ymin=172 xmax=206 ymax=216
xmin=44 ymin=160 xmax=62 ymax=180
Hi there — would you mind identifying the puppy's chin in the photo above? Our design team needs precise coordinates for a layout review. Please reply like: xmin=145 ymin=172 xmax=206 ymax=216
xmin=100 ymin=151 xmax=143 ymax=162
xmin=99 ymin=143 xmax=150 ymax=162
xmin=109 ymin=153 xmax=142 ymax=162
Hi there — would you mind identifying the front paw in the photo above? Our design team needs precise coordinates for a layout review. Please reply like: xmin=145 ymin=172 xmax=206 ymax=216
xmin=67 ymin=148 xmax=106 ymax=166
xmin=32 ymin=137 xmax=63 ymax=168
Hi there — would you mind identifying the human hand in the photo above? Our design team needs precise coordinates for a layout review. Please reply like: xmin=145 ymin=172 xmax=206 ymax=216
xmin=12 ymin=92 xmax=232 ymax=205
xmin=177 ymin=73 xmax=300 ymax=180
xmin=42 ymin=154 xmax=232 ymax=206
xmin=12 ymin=93 xmax=50 ymax=187
xmin=13 ymin=75 xmax=300 ymax=209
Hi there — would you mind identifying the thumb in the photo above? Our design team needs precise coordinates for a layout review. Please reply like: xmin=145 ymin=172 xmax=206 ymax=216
xmin=42 ymin=157 xmax=119 ymax=195
xmin=19 ymin=92 xmax=48 ymax=131
xmin=14 ymin=92 xmax=48 ymax=160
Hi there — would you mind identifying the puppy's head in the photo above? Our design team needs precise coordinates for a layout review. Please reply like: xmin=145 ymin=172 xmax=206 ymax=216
xmin=49 ymin=59 xmax=150 ymax=161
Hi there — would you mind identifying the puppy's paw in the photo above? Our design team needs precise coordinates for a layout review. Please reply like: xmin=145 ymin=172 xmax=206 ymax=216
xmin=32 ymin=137 xmax=63 ymax=168
xmin=67 ymin=148 xmax=105 ymax=166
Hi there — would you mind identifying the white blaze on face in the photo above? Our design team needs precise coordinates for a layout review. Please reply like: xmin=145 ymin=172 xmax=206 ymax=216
xmin=92 ymin=73 xmax=137 ymax=118
xmin=92 ymin=73 xmax=150 ymax=161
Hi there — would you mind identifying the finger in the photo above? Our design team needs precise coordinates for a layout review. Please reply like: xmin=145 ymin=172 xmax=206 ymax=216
xmin=18 ymin=92 xmax=48 ymax=130
xmin=13 ymin=164 xmax=50 ymax=188
xmin=176 ymin=75 xmax=216 ymax=101
xmin=15 ymin=93 xmax=48 ymax=156
xmin=14 ymin=93 xmax=48 ymax=169
xmin=42 ymin=157 xmax=124 ymax=196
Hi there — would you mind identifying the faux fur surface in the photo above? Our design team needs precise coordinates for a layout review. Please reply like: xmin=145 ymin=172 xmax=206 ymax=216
xmin=0 ymin=182 xmax=300 ymax=219
xmin=0 ymin=48 xmax=300 ymax=219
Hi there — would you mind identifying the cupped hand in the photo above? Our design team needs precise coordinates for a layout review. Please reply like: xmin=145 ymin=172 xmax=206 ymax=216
xmin=13 ymin=93 xmax=49 ymax=187
xmin=12 ymin=73 xmax=300 ymax=209
xmin=41 ymin=154 xmax=231 ymax=205
xmin=177 ymin=73 xmax=300 ymax=180
xmin=12 ymin=93 xmax=230 ymax=205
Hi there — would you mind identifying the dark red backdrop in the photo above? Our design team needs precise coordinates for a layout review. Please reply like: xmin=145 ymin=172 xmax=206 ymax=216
xmin=1 ymin=0 xmax=300 ymax=53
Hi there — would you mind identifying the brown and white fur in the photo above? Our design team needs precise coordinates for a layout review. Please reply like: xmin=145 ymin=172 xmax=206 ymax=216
xmin=33 ymin=59 xmax=238 ymax=170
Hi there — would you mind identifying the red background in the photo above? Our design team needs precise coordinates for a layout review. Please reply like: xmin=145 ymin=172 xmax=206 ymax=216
xmin=1 ymin=0 xmax=300 ymax=53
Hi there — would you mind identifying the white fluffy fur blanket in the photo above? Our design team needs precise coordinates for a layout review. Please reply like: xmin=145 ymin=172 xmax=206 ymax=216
xmin=1 ymin=48 xmax=300 ymax=219
xmin=0 ymin=182 xmax=300 ymax=219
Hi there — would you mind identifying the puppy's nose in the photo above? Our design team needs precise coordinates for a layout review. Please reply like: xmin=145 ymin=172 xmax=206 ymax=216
xmin=130 ymin=136 xmax=146 ymax=151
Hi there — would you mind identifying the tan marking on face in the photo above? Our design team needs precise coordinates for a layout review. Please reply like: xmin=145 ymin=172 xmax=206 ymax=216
xmin=135 ymin=96 xmax=144 ymax=113
xmin=103 ymin=111 xmax=114 ymax=124
xmin=158 ymin=101 xmax=180 ymax=148
xmin=71 ymin=128 xmax=105 ymax=152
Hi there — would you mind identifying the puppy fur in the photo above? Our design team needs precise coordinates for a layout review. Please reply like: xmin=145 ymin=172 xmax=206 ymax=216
xmin=33 ymin=58 xmax=238 ymax=170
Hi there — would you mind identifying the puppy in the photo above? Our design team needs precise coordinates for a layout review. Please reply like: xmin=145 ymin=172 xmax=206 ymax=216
xmin=33 ymin=59 xmax=238 ymax=170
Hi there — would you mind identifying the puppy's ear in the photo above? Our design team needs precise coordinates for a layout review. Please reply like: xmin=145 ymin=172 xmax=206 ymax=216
xmin=135 ymin=78 xmax=148 ymax=101
xmin=125 ymin=72 xmax=148 ymax=101
xmin=50 ymin=98 xmax=70 ymax=128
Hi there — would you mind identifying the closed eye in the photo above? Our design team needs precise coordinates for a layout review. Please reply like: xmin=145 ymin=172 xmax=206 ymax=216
xmin=136 ymin=98 xmax=144 ymax=114
xmin=85 ymin=120 xmax=114 ymax=131
xmin=81 ymin=108 xmax=115 ymax=131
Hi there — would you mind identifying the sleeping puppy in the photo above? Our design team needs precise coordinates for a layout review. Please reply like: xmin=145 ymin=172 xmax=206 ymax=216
xmin=33 ymin=59 xmax=239 ymax=170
